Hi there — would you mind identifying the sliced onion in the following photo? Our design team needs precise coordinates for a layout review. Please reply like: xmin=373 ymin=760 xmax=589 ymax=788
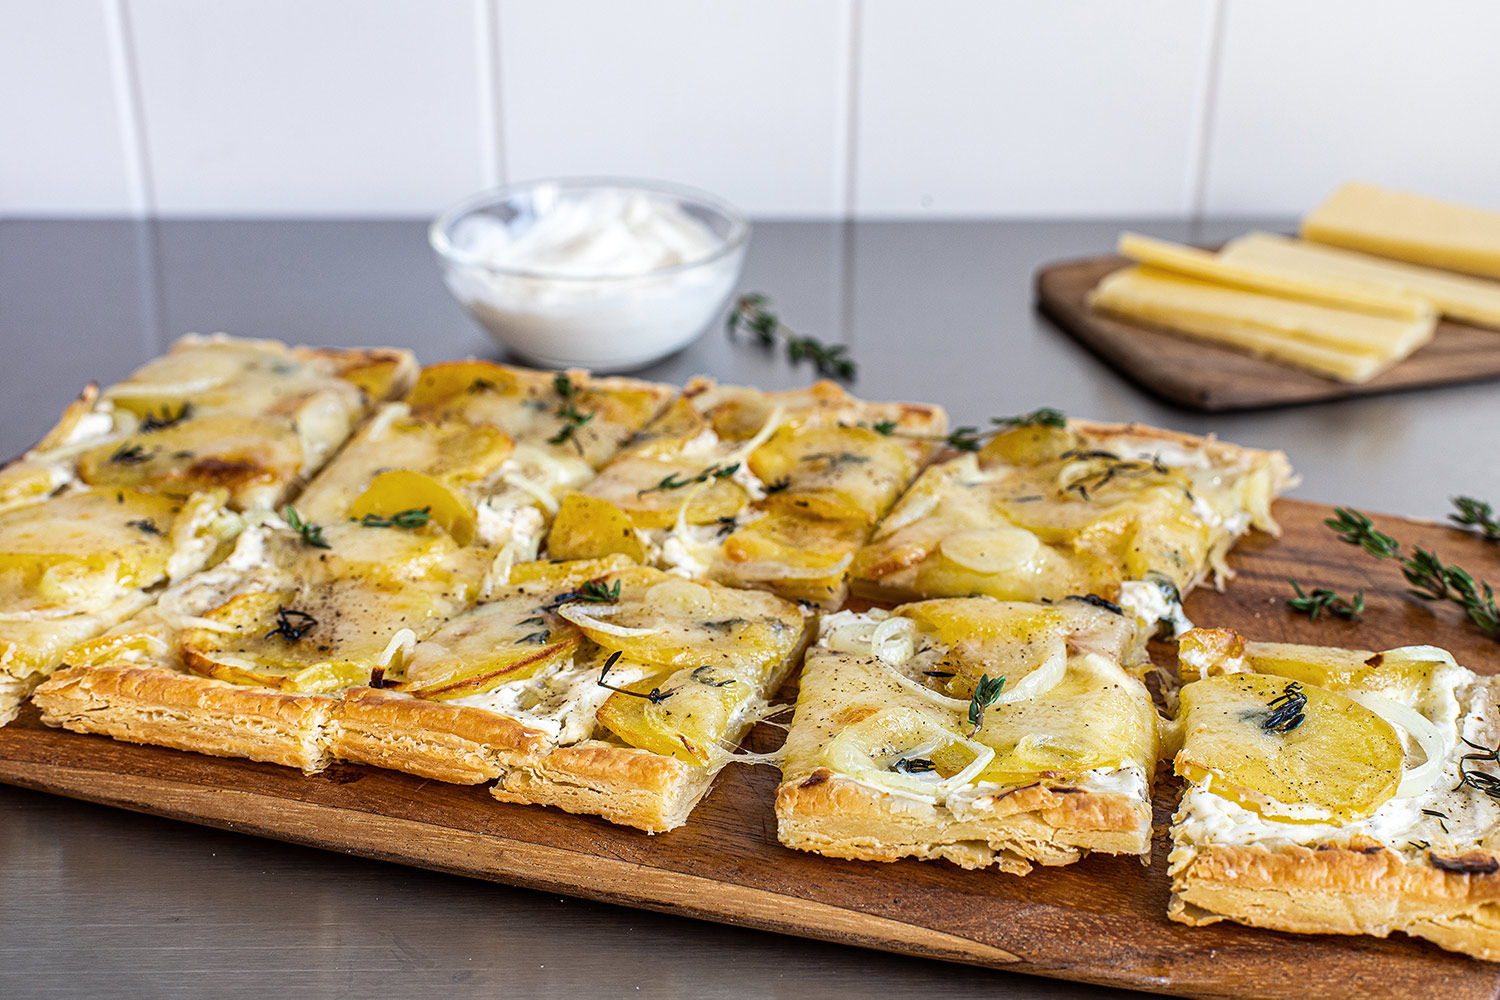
xmin=107 ymin=376 xmax=224 ymax=399
xmin=726 ymin=404 xmax=786 ymax=467
xmin=992 ymin=636 xmax=1067 ymax=705
xmin=825 ymin=706 xmax=995 ymax=801
xmin=0 ymin=606 xmax=82 ymax=622
xmin=557 ymin=603 xmax=658 ymax=637
xmin=1347 ymin=690 xmax=1445 ymax=800
xmin=821 ymin=609 xmax=885 ymax=652
xmin=869 ymin=616 xmax=918 ymax=666
xmin=168 ymin=614 xmax=244 ymax=634
xmin=501 ymin=472 xmax=560 ymax=515
xmin=1383 ymin=645 xmax=1461 ymax=672
xmin=376 ymin=627 xmax=418 ymax=669
xmin=729 ymin=553 xmax=852 ymax=581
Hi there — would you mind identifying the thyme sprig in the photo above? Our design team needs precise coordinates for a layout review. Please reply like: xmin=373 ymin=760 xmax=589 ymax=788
xmin=1286 ymin=578 xmax=1364 ymax=622
xmin=283 ymin=506 xmax=330 ymax=549
xmin=967 ymin=674 xmax=1006 ymax=737
xmin=1455 ymin=737 xmax=1500 ymax=801
xmin=1262 ymin=681 xmax=1307 ymax=733
xmin=139 ymin=402 xmax=193 ymax=432
xmin=265 ymin=606 xmax=318 ymax=641
xmin=547 ymin=373 xmax=594 ymax=452
xmin=1452 ymin=496 xmax=1500 ymax=542
xmin=1060 ymin=453 xmax=1170 ymax=500
xmin=1326 ymin=507 xmax=1500 ymax=637
xmin=547 ymin=577 xmax=621 ymax=610
xmin=856 ymin=407 xmax=1067 ymax=453
xmin=636 ymin=462 xmax=740 ymax=496
xmin=892 ymin=757 xmax=937 ymax=775
xmin=726 ymin=293 xmax=856 ymax=381
xmin=108 ymin=442 xmax=154 ymax=465
xmin=595 ymin=650 xmax=672 ymax=703
xmin=354 ymin=507 xmax=432 ymax=530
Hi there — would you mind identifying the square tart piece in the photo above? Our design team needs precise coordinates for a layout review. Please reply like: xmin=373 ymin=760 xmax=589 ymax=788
xmin=1168 ymin=628 xmax=1500 ymax=961
xmin=32 ymin=510 xmax=500 ymax=771
xmin=776 ymin=596 xmax=1159 ymax=874
xmin=400 ymin=359 xmax=674 ymax=499
xmin=545 ymin=377 xmax=946 ymax=607
xmin=848 ymin=415 xmax=1294 ymax=632
xmin=333 ymin=558 xmax=814 ymax=833
xmin=0 ymin=333 xmax=415 ymax=515
xmin=0 ymin=487 xmax=239 ymax=724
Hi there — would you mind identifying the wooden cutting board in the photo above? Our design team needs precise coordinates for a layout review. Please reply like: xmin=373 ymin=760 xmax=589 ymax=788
xmin=2 ymin=499 xmax=1499 ymax=1000
xmin=1035 ymin=254 xmax=1500 ymax=411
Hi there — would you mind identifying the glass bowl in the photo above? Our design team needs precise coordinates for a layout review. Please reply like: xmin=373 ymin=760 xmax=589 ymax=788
xmin=429 ymin=177 xmax=750 ymax=371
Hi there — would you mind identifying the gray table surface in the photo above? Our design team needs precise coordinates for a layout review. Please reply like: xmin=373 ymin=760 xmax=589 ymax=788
xmin=1 ymin=218 xmax=1496 ymax=999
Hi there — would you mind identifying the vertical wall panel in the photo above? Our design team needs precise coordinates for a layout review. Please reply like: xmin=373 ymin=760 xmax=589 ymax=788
xmin=853 ymin=0 xmax=1215 ymax=218
xmin=129 ymin=0 xmax=489 ymax=216
xmin=0 ymin=1 xmax=135 ymax=216
xmin=498 ymin=0 xmax=850 ymax=217
xmin=1203 ymin=0 xmax=1500 ymax=215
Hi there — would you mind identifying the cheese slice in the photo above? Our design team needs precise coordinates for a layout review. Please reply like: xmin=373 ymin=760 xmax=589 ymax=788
xmin=1222 ymin=231 xmax=1500 ymax=331
xmin=1117 ymin=232 xmax=1429 ymax=319
xmin=1088 ymin=266 xmax=1434 ymax=383
xmin=1302 ymin=181 xmax=1500 ymax=281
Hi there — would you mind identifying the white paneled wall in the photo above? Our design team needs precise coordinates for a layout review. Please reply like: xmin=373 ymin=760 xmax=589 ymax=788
xmin=3 ymin=0 xmax=1499 ymax=219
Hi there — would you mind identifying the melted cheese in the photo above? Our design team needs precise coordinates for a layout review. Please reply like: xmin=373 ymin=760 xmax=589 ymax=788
xmin=1171 ymin=661 xmax=1500 ymax=869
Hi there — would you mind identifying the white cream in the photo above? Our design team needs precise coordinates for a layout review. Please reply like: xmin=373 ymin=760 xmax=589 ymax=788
xmin=452 ymin=190 xmax=720 ymax=278
xmin=440 ymin=187 xmax=743 ymax=370
xmin=452 ymin=656 xmax=649 ymax=745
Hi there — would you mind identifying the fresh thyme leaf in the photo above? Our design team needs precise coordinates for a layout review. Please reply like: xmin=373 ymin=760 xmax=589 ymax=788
xmin=1455 ymin=737 xmax=1500 ymax=801
xmin=1325 ymin=507 xmax=1402 ymax=559
xmin=467 ymin=377 xmax=495 ymax=394
xmin=355 ymin=507 xmax=432 ymax=530
xmin=515 ymin=630 xmax=551 ymax=645
xmin=1324 ymin=506 xmax=1499 ymax=638
xmin=726 ymin=293 xmax=857 ymax=381
xmin=636 ymin=462 xmax=740 ymax=496
xmin=283 ymin=505 xmax=330 ymax=549
xmin=139 ymin=402 xmax=193 ymax=433
xmin=1452 ymin=496 xmax=1500 ymax=542
xmin=125 ymin=517 xmax=163 ymax=535
xmin=967 ymin=673 xmax=1006 ymax=736
xmin=547 ymin=373 xmax=594 ymax=451
xmin=595 ymin=650 xmax=672 ymax=703
xmin=1262 ymin=681 xmax=1307 ymax=734
xmin=265 ymin=605 xmax=318 ymax=641
xmin=870 ymin=419 xmax=897 ymax=435
xmin=801 ymin=451 xmax=870 ymax=467
xmin=108 ymin=442 xmax=154 ymax=465
xmin=1286 ymin=578 xmax=1364 ymax=622
xmin=548 ymin=577 xmax=622 ymax=609
xmin=892 ymin=757 xmax=937 ymax=775
xmin=764 ymin=476 xmax=791 ymax=494
xmin=1421 ymin=808 xmax=1451 ymax=834
xmin=714 ymin=515 xmax=738 ymax=538
xmin=690 ymin=665 xmax=735 ymax=688
xmin=945 ymin=426 xmax=983 ymax=452
xmin=992 ymin=407 xmax=1067 ymax=429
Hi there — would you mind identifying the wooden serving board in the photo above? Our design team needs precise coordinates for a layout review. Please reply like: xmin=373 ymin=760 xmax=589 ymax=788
xmin=1035 ymin=254 xmax=1500 ymax=411
xmin=3 ymin=499 xmax=1499 ymax=1000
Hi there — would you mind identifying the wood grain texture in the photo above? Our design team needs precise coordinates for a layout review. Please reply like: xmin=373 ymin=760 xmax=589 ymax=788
xmin=1035 ymin=254 xmax=1500 ymax=411
xmin=3 ymin=499 xmax=1500 ymax=999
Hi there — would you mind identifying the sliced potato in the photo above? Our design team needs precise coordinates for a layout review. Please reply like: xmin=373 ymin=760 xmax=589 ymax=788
xmin=1176 ymin=672 xmax=1402 ymax=823
xmin=546 ymin=493 xmax=645 ymax=561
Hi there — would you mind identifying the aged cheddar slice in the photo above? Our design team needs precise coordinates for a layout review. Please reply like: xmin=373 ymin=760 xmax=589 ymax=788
xmin=1302 ymin=181 xmax=1500 ymax=281
xmin=1221 ymin=231 xmax=1500 ymax=331
xmin=1116 ymin=232 xmax=1429 ymax=319
xmin=1087 ymin=266 xmax=1434 ymax=383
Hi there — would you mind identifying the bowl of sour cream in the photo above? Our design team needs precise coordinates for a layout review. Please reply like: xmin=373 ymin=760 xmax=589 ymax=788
xmin=429 ymin=177 xmax=750 ymax=371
